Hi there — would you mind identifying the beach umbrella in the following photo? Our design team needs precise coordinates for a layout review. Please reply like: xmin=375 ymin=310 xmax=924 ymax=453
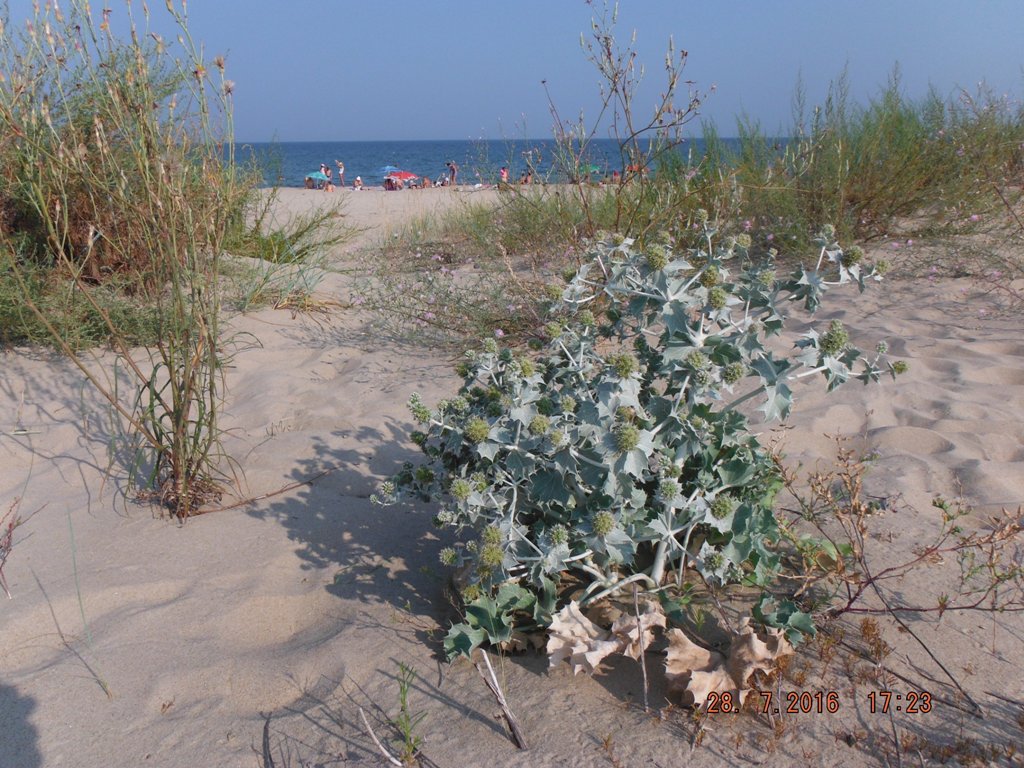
xmin=386 ymin=170 xmax=419 ymax=182
xmin=306 ymin=171 xmax=329 ymax=182
xmin=380 ymin=165 xmax=401 ymax=174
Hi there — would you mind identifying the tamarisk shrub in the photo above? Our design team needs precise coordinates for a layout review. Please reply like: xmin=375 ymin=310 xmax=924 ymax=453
xmin=375 ymin=221 xmax=904 ymax=659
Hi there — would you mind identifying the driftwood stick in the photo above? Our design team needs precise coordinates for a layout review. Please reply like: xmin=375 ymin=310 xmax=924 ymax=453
xmin=358 ymin=707 xmax=402 ymax=766
xmin=475 ymin=649 xmax=529 ymax=750
xmin=633 ymin=584 xmax=650 ymax=713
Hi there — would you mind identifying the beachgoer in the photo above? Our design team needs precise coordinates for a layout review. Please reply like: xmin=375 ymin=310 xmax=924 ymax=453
xmin=499 ymin=166 xmax=509 ymax=184
xmin=335 ymin=160 xmax=345 ymax=186
xmin=304 ymin=176 xmax=315 ymax=189
xmin=446 ymin=160 xmax=458 ymax=186
xmin=519 ymin=171 xmax=528 ymax=185
xmin=353 ymin=176 xmax=363 ymax=189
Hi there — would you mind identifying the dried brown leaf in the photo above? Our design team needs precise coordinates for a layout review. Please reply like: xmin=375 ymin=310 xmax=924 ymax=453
xmin=610 ymin=601 xmax=666 ymax=660
xmin=664 ymin=618 xmax=793 ymax=710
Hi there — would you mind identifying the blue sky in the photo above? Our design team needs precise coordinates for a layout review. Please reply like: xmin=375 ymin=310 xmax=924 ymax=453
xmin=9 ymin=1 xmax=1024 ymax=141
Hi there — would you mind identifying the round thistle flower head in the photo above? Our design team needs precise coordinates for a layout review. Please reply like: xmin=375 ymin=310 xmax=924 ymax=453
xmin=693 ymin=368 xmax=712 ymax=388
xmin=478 ymin=543 xmax=504 ymax=573
xmin=820 ymin=319 xmax=850 ymax=357
xmin=613 ymin=422 xmax=640 ymax=453
xmin=545 ymin=283 xmax=564 ymax=301
xmin=609 ymin=353 xmax=638 ymax=378
xmin=408 ymin=393 xmax=432 ymax=423
xmin=592 ymin=510 xmax=616 ymax=537
xmin=455 ymin=362 xmax=471 ymax=378
xmin=529 ymin=414 xmax=551 ymax=436
xmin=550 ymin=524 xmax=569 ymax=546
xmin=560 ymin=395 xmax=577 ymax=413
xmin=449 ymin=396 xmax=469 ymax=413
xmin=415 ymin=467 xmax=434 ymax=484
xmin=845 ymin=245 xmax=864 ymax=265
xmin=562 ymin=266 xmax=578 ymax=283
xmin=699 ymin=265 xmax=720 ymax=288
xmin=758 ymin=269 xmax=776 ymax=287
xmin=875 ymin=259 xmax=891 ymax=275
xmin=482 ymin=526 xmax=503 ymax=547
xmin=432 ymin=510 xmax=453 ymax=528
xmin=544 ymin=321 xmax=562 ymax=339
xmin=518 ymin=358 xmax=536 ymax=377
xmin=723 ymin=362 xmax=746 ymax=385
xmin=708 ymin=286 xmax=728 ymax=310
xmin=439 ymin=547 xmax=458 ymax=567
xmin=645 ymin=243 xmax=669 ymax=271
xmin=483 ymin=337 xmax=499 ymax=355
xmin=704 ymin=551 xmax=725 ymax=571
xmin=736 ymin=233 xmax=752 ymax=249
xmin=470 ymin=472 xmax=488 ymax=492
xmin=875 ymin=340 xmax=889 ymax=355
xmin=550 ymin=430 xmax=566 ymax=448
xmin=486 ymin=401 xmax=503 ymax=417
xmin=892 ymin=360 xmax=909 ymax=375
xmin=464 ymin=417 xmax=490 ymax=444
xmin=499 ymin=349 xmax=514 ymax=363
xmin=710 ymin=494 xmax=735 ymax=520
xmin=694 ymin=208 xmax=710 ymax=225
xmin=578 ymin=309 xmax=596 ymax=327
xmin=660 ymin=478 xmax=682 ymax=502
xmin=616 ymin=406 xmax=637 ymax=423
xmin=820 ymin=223 xmax=837 ymax=241
xmin=611 ymin=232 xmax=626 ymax=246
xmin=378 ymin=480 xmax=396 ymax=498
xmin=449 ymin=478 xmax=472 ymax=502
xmin=410 ymin=430 xmax=427 ymax=447
xmin=536 ymin=397 xmax=554 ymax=416
xmin=461 ymin=584 xmax=482 ymax=602
xmin=686 ymin=350 xmax=711 ymax=371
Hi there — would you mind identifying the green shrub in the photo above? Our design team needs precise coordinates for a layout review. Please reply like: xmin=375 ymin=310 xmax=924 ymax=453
xmin=0 ymin=0 xmax=244 ymax=516
xmin=375 ymin=224 xmax=905 ymax=658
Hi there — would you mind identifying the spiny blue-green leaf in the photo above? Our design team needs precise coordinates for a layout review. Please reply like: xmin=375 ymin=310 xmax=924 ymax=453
xmin=444 ymin=622 xmax=487 ymax=660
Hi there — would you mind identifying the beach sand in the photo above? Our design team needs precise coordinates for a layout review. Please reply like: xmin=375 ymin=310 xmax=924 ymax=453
xmin=2 ymin=189 xmax=1023 ymax=767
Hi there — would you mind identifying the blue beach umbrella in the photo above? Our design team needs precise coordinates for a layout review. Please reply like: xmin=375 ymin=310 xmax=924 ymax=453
xmin=380 ymin=165 xmax=401 ymax=175
xmin=306 ymin=171 xmax=329 ymax=182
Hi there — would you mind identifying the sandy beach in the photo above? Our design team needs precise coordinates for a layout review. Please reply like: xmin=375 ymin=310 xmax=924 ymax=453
xmin=2 ymin=189 xmax=1023 ymax=767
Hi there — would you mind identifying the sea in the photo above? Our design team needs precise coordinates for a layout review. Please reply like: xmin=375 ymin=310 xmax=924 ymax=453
xmin=234 ymin=137 xmax=746 ymax=189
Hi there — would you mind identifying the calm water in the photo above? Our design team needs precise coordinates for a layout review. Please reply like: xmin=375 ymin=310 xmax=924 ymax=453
xmin=234 ymin=138 xmax=744 ymax=188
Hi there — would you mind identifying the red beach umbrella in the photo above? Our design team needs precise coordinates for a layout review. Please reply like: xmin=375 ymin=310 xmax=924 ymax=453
xmin=386 ymin=170 xmax=419 ymax=182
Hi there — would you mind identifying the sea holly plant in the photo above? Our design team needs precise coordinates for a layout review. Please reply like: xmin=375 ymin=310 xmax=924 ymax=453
xmin=374 ymin=221 xmax=903 ymax=684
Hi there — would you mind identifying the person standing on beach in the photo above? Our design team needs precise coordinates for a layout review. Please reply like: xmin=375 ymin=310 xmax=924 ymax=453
xmin=335 ymin=160 xmax=345 ymax=187
xmin=499 ymin=166 xmax=509 ymax=184
xmin=446 ymin=160 xmax=458 ymax=186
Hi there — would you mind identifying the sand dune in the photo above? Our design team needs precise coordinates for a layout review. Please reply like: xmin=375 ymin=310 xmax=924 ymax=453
xmin=2 ymin=192 xmax=1023 ymax=766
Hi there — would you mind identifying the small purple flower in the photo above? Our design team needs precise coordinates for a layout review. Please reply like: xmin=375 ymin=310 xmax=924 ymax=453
xmin=422 ymin=311 xmax=436 ymax=321
xmin=494 ymin=329 xmax=505 ymax=338
xmin=890 ymin=242 xmax=900 ymax=249
xmin=970 ymin=214 xmax=981 ymax=222
xmin=906 ymin=239 xmax=914 ymax=246
xmin=766 ymin=233 xmax=774 ymax=242
xmin=742 ymin=220 xmax=752 ymax=232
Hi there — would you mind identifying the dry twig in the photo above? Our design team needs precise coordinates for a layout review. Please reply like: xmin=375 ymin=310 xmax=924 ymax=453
xmin=474 ymin=649 xmax=528 ymax=750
